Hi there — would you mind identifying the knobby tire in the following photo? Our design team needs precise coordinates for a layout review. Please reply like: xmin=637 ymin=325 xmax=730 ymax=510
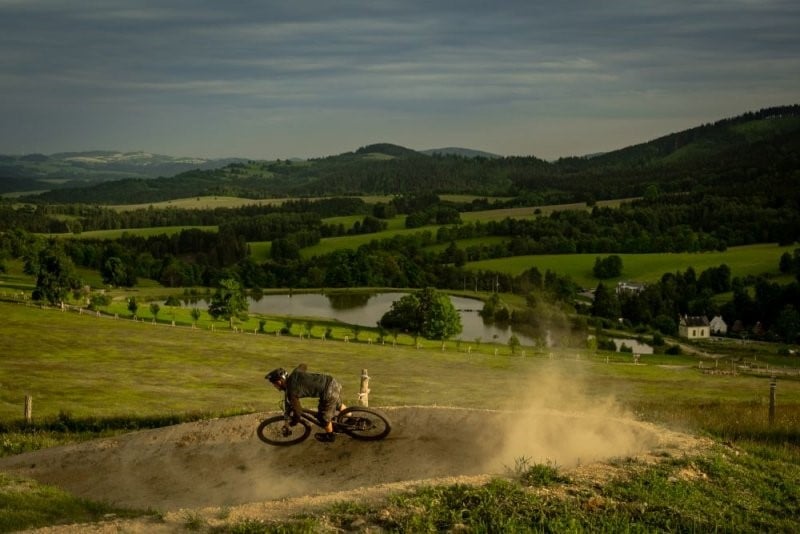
xmin=338 ymin=407 xmax=392 ymax=441
xmin=256 ymin=415 xmax=311 ymax=446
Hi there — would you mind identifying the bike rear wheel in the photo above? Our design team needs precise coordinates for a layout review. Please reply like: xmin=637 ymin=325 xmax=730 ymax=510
xmin=257 ymin=415 xmax=311 ymax=446
xmin=337 ymin=407 xmax=391 ymax=441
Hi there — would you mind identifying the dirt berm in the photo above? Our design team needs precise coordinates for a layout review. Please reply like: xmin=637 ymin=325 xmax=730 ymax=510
xmin=0 ymin=406 xmax=705 ymax=517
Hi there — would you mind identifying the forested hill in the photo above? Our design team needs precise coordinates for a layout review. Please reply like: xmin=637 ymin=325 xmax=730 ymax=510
xmin=23 ymin=105 xmax=800 ymax=205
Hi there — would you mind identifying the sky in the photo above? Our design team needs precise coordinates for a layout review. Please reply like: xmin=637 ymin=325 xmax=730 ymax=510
xmin=1 ymin=0 xmax=799 ymax=161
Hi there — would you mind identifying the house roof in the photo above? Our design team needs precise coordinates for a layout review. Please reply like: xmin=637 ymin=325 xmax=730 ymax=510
xmin=680 ymin=315 xmax=709 ymax=327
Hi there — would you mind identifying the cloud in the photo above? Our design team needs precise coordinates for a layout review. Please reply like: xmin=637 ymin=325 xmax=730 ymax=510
xmin=0 ymin=1 xmax=798 ymax=158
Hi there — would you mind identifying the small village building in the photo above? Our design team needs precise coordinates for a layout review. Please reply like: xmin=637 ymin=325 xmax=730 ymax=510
xmin=616 ymin=281 xmax=645 ymax=295
xmin=709 ymin=315 xmax=728 ymax=335
xmin=679 ymin=315 xmax=710 ymax=339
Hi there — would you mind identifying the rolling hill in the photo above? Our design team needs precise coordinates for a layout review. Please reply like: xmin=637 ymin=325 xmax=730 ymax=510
xmin=16 ymin=104 xmax=800 ymax=205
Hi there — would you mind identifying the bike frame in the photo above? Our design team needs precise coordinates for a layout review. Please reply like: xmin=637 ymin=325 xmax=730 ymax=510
xmin=288 ymin=408 xmax=359 ymax=432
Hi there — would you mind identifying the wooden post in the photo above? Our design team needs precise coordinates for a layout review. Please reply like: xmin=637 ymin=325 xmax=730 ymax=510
xmin=359 ymin=369 xmax=370 ymax=407
xmin=24 ymin=395 xmax=32 ymax=423
xmin=769 ymin=377 xmax=776 ymax=426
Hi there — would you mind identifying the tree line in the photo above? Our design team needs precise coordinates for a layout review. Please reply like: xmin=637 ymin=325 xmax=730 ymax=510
xmin=590 ymin=261 xmax=800 ymax=344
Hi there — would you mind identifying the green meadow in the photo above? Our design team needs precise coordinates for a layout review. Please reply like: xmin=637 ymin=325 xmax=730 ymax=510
xmin=2 ymin=301 xmax=799 ymax=422
xmin=467 ymin=243 xmax=794 ymax=288
xmin=106 ymin=196 xmax=289 ymax=211
xmin=44 ymin=225 xmax=218 ymax=240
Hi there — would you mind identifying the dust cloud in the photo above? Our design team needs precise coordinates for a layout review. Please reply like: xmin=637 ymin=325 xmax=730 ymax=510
xmin=489 ymin=363 xmax=656 ymax=471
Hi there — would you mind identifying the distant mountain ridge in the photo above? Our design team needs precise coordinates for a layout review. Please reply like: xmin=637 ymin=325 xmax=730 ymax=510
xmin=8 ymin=104 xmax=800 ymax=204
xmin=0 ymin=150 xmax=246 ymax=194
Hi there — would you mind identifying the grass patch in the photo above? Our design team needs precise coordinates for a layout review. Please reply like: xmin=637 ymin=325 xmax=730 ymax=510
xmin=510 ymin=457 xmax=571 ymax=487
xmin=227 ymin=442 xmax=799 ymax=533
xmin=41 ymin=225 xmax=218 ymax=240
xmin=0 ymin=472 xmax=152 ymax=533
xmin=467 ymin=243 xmax=793 ymax=287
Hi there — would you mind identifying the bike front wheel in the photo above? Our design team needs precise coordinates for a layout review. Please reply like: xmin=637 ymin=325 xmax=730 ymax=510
xmin=256 ymin=415 xmax=311 ymax=446
xmin=337 ymin=407 xmax=391 ymax=441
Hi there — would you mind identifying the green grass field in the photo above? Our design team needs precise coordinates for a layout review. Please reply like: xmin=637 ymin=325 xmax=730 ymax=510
xmin=43 ymin=225 xmax=218 ymax=240
xmin=103 ymin=194 xmax=513 ymax=211
xmin=106 ymin=196 xmax=289 ymax=211
xmin=467 ymin=243 xmax=794 ymax=287
xmin=2 ymin=301 xmax=798 ymax=422
xmin=301 ymin=220 xmax=442 ymax=257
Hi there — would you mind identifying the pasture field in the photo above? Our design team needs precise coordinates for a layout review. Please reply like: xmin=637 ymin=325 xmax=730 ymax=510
xmin=300 ymin=222 xmax=441 ymax=257
xmin=460 ymin=197 xmax=637 ymax=223
xmin=103 ymin=194 xmax=514 ymax=211
xmin=246 ymin=240 xmax=271 ymax=261
xmin=467 ymin=243 xmax=794 ymax=288
xmin=2 ymin=301 xmax=799 ymax=422
xmin=106 ymin=196 xmax=290 ymax=211
xmin=43 ymin=225 xmax=218 ymax=240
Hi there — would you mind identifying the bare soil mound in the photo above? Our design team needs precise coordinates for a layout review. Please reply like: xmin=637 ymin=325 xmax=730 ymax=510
xmin=0 ymin=407 xmax=707 ymax=524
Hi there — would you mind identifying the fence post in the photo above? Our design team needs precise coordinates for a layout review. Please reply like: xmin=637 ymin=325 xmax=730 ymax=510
xmin=24 ymin=395 xmax=33 ymax=423
xmin=769 ymin=376 xmax=776 ymax=425
xmin=359 ymin=369 xmax=370 ymax=407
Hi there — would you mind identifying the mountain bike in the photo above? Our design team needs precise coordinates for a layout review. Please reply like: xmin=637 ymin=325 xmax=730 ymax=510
xmin=256 ymin=406 xmax=392 ymax=446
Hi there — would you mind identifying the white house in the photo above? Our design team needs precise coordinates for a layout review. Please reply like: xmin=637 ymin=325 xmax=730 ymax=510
xmin=616 ymin=281 xmax=645 ymax=295
xmin=709 ymin=315 xmax=728 ymax=335
xmin=679 ymin=315 xmax=710 ymax=339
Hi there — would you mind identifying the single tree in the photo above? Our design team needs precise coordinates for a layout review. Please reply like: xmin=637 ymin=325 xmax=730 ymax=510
xmin=128 ymin=297 xmax=139 ymax=319
xmin=282 ymin=319 xmax=293 ymax=335
xmin=208 ymin=278 xmax=248 ymax=329
xmin=149 ymin=302 xmax=160 ymax=322
xmin=32 ymin=245 xmax=80 ymax=305
xmin=775 ymin=305 xmax=800 ymax=344
xmin=101 ymin=256 xmax=136 ymax=287
xmin=380 ymin=287 xmax=462 ymax=342
xmin=190 ymin=307 xmax=202 ymax=327
xmin=593 ymin=255 xmax=623 ymax=279
xmin=591 ymin=282 xmax=621 ymax=320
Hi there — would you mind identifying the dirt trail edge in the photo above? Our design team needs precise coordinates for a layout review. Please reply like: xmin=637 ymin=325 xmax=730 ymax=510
xmin=0 ymin=406 xmax=711 ymax=533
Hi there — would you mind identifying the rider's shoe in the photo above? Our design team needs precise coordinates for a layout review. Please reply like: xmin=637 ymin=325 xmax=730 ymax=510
xmin=315 ymin=432 xmax=336 ymax=443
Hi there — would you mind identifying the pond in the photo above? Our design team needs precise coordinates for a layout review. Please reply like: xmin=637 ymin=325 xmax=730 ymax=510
xmin=188 ymin=291 xmax=540 ymax=346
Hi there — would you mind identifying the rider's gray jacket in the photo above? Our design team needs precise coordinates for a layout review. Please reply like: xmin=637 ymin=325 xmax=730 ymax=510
xmin=284 ymin=367 xmax=334 ymax=417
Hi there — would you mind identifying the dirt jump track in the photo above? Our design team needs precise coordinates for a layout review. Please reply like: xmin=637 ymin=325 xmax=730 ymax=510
xmin=0 ymin=406 xmax=710 ymax=532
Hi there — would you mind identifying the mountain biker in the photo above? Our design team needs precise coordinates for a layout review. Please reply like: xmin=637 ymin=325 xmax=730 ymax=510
xmin=265 ymin=364 xmax=346 ymax=443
